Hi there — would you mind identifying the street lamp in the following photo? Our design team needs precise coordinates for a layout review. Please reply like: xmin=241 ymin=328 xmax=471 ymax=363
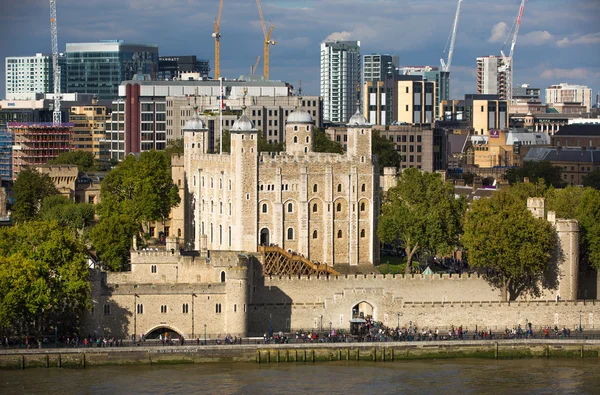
xmin=204 ymin=324 xmax=207 ymax=345
xmin=397 ymin=312 xmax=401 ymax=328
xmin=579 ymin=310 xmax=582 ymax=332
xmin=329 ymin=321 xmax=332 ymax=333
xmin=269 ymin=313 xmax=273 ymax=337
xmin=133 ymin=293 xmax=139 ymax=344
xmin=191 ymin=293 xmax=197 ymax=338
xmin=319 ymin=314 xmax=323 ymax=333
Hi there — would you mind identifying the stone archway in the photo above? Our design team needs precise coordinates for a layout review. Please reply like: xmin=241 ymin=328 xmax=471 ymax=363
xmin=352 ymin=301 xmax=374 ymax=320
xmin=144 ymin=325 xmax=184 ymax=341
xmin=260 ymin=228 xmax=270 ymax=246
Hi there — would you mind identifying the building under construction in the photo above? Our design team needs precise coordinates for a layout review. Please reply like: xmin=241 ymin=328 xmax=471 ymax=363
xmin=8 ymin=122 xmax=73 ymax=180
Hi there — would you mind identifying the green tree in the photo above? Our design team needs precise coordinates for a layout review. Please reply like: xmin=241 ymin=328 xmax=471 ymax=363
xmin=89 ymin=214 xmax=139 ymax=271
xmin=39 ymin=195 xmax=95 ymax=234
xmin=505 ymin=161 xmax=565 ymax=188
xmin=97 ymin=150 xmax=180 ymax=223
xmin=378 ymin=168 xmax=466 ymax=274
xmin=12 ymin=168 xmax=59 ymax=223
xmin=462 ymin=188 xmax=557 ymax=301
xmin=47 ymin=150 xmax=97 ymax=172
xmin=372 ymin=130 xmax=401 ymax=171
xmin=583 ymin=168 xmax=600 ymax=190
xmin=313 ymin=128 xmax=343 ymax=154
xmin=0 ymin=221 xmax=90 ymax=337
xmin=546 ymin=186 xmax=600 ymax=270
xmin=165 ymin=138 xmax=184 ymax=156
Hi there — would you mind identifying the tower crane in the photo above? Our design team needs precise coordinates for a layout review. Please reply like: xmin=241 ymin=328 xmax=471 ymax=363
xmin=255 ymin=0 xmax=276 ymax=80
xmin=212 ymin=0 xmax=224 ymax=80
xmin=440 ymin=0 xmax=462 ymax=73
xmin=500 ymin=0 xmax=527 ymax=103
xmin=49 ymin=0 xmax=61 ymax=125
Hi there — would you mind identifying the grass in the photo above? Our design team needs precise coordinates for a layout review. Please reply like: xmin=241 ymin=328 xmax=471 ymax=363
xmin=377 ymin=255 xmax=407 ymax=275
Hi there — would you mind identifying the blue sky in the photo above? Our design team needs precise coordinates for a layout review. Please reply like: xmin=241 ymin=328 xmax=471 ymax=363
xmin=1 ymin=0 xmax=599 ymax=101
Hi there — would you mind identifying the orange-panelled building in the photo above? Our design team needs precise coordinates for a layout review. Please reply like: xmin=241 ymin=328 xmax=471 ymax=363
xmin=8 ymin=122 xmax=73 ymax=180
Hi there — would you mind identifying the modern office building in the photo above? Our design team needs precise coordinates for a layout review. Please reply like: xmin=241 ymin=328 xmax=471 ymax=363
xmin=441 ymin=94 xmax=508 ymax=136
xmin=363 ymin=79 xmax=395 ymax=126
xmin=8 ymin=122 xmax=73 ymax=180
xmin=66 ymin=41 xmax=159 ymax=101
xmin=0 ymin=132 xmax=13 ymax=182
xmin=5 ymin=53 xmax=66 ymax=100
xmin=512 ymin=84 xmax=541 ymax=102
xmin=320 ymin=40 xmax=361 ymax=123
xmin=363 ymin=54 xmax=398 ymax=83
xmin=69 ymin=101 xmax=109 ymax=161
xmin=400 ymin=66 xmax=449 ymax=119
xmin=158 ymin=56 xmax=210 ymax=80
xmin=476 ymin=56 xmax=506 ymax=99
xmin=546 ymin=83 xmax=593 ymax=112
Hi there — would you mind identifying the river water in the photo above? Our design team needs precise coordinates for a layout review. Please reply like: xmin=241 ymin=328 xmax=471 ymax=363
xmin=1 ymin=359 xmax=598 ymax=394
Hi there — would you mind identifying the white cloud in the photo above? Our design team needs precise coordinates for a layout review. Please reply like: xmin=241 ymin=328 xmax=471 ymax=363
xmin=324 ymin=31 xmax=353 ymax=42
xmin=323 ymin=23 xmax=377 ymax=43
xmin=556 ymin=32 xmax=600 ymax=47
xmin=518 ymin=31 xmax=554 ymax=46
xmin=488 ymin=21 xmax=508 ymax=43
xmin=540 ymin=68 xmax=596 ymax=80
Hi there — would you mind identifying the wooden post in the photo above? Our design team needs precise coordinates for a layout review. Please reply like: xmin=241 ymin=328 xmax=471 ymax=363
xmin=373 ymin=347 xmax=376 ymax=362
xmin=312 ymin=349 xmax=315 ymax=363
xmin=382 ymin=347 xmax=385 ymax=362
xmin=82 ymin=353 xmax=86 ymax=369
xmin=267 ymin=350 xmax=271 ymax=363
xmin=58 ymin=354 xmax=62 ymax=368
xmin=46 ymin=354 xmax=49 ymax=368
xmin=391 ymin=348 xmax=394 ymax=362
xmin=257 ymin=350 xmax=261 ymax=364
xmin=581 ymin=344 xmax=584 ymax=358
xmin=495 ymin=342 xmax=499 ymax=359
xmin=21 ymin=355 xmax=25 ymax=370
xmin=346 ymin=348 xmax=350 ymax=361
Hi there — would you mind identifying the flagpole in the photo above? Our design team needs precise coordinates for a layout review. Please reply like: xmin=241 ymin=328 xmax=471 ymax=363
xmin=219 ymin=77 xmax=223 ymax=155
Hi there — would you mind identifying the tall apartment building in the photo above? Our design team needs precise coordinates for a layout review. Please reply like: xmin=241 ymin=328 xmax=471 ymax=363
xmin=158 ymin=56 xmax=210 ymax=80
xmin=5 ymin=53 xmax=66 ymax=100
xmin=320 ymin=40 xmax=361 ymax=123
xmin=66 ymin=41 xmax=159 ymax=101
xmin=546 ymin=83 xmax=593 ymax=112
xmin=363 ymin=54 xmax=398 ymax=83
xmin=8 ymin=122 xmax=73 ymax=180
xmin=476 ymin=56 xmax=506 ymax=99
xmin=400 ymin=66 xmax=449 ymax=119
xmin=69 ymin=101 xmax=109 ymax=161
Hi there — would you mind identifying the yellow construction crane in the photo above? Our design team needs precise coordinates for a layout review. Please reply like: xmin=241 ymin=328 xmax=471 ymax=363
xmin=251 ymin=55 xmax=261 ymax=76
xmin=212 ymin=0 xmax=224 ymax=80
xmin=255 ymin=0 xmax=275 ymax=80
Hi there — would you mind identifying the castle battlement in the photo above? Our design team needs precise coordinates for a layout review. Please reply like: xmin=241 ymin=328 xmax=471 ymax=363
xmin=265 ymin=272 xmax=483 ymax=282
xmin=259 ymin=152 xmax=347 ymax=165
xmin=188 ymin=152 xmax=231 ymax=164
xmin=102 ymin=282 xmax=227 ymax=295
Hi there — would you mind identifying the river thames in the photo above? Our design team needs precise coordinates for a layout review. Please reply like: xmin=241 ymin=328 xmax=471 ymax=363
xmin=1 ymin=358 xmax=598 ymax=394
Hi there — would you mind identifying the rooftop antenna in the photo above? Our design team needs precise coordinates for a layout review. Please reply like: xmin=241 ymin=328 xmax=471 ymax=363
xmin=298 ymin=80 xmax=303 ymax=96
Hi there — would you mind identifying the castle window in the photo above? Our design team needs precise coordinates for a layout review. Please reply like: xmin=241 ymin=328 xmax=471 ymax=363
xmin=211 ymin=201 xmax=214 ymax=213
xmin=313 ymin=230 xmax=318 ymax=239
xmin=360 ymin=202 xmax=365 ymax=211
xmin=210 ymin=177 xmax=214 ymax=188
xmin=313 ymin=203 xmax=318 ymax=213
xmin=306 ymin=126 xmax=309 ymax=131
xmin=287 ymin=228 xmax=294 ymax=240
xmin=160 ymin=305 xmax=167 ymax=314
xmin=306 ymin=136 xmax=309 ymax=143
xmin=336 ymin=203 xmax=342 ymax=212
xmin=103 ymin=304 xmax=110 ymax=315
xmin=262 ymin=203 xmax=268 ymax=213
xmin=229 ymin=180 xmax=232 ymax=190
xmin=294 ymin=126 xmax=298 ymax=131
xmin=182 ymin=303 xmax=189 ymax=314
xmin=216 ymin=304 xmax=222 ymax=314
xmin=137 ymin=304 xmax=143 ymax=314
xmin=177 ymin=228 xmax=181 ymax=237
xmin=151 ymin=265 xmax=157 ymax=273
xmin=228 ymin=226 xmax=231 ymax=246
xmin=221 ymin=271 xmax=226 ymax=283
xmin=360 ymin=229 xmax=366 ymax=238
xmin=229 ymin=202 xmax=232 ymax=215
xmin=337 ymin=184 xmax=342 ymax=193
xmin=220 ymin=202 xmax=223 ymax=214
xmin=288 ymin=202 xmax=293 ymax=213
xmin=313 ymin=184 xmax=318 ymax=193
xmin=194 ymin=176 xmax=196 ymax=186
xmin=220 ymin=178 xmax=222 ymax=189
xmin=305 ymin=147 xmax=308 ymax=153
xmin=192 ymin=143 xmax=195 ymax=148
xmin=337 ymin=230 xmax=342 ymax=238
xmin=219 ymin=225 xmax=222 ymax=244
xmin=294 ymin=136 xmax=298 ymax=143
xmin=202 ymin=176 xmax=204 ymax=186
xmin=361 ymin=184 xmax=366 ymax=192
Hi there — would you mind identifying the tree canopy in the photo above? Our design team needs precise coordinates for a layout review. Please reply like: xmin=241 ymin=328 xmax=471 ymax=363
xmin=462 ymin=188 xmax=557 ymax=301
xmin=505 ymin=161 xmax=565 ymax=188
xmin=47 ymin=150 xmax=102 ymax=172
xmin=378 ymin=168 xmax=466 ymax=274
xmin=0 ymin=221 xmax=90 ymax=337
xmin=12 ymin=168 xmax=59 ymax=223
xmin=165 ymin=138 xmax=184 ymax=156
xmin=89 ymin=214 xmax=139 ymax=271
xmin=39 ymin=195 xmax=95 ymax=234
xmin=314 ymin=128 xmax=343 ymax=154
xmin=583 ymin=168 xmax=600 ymax=190
xmin=372 ymin=130 xmax=401 ymax=171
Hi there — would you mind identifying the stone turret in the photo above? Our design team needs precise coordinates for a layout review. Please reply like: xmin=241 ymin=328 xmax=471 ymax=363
xmin=285 ymin=107 xmax=314 ymax=155
xmin=346 ymin=109 xmax=372 ymax=162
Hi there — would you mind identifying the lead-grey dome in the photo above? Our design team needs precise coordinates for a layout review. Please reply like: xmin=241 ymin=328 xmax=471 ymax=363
xmin=347 ymin=110 xmax=370 ymax=126
xmin=183 ymin=111 xmax=206 ymax=131
xmin=231 ymin=113 xmax=256 ymax=132
xmin=286 ymin=110 xmax=313 ymax=124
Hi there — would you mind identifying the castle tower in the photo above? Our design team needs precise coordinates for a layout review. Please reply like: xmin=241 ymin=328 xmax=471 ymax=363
xmin=346 ymin=109 xmax=372 ymax=161
xmin=230 ymin=107 xmax=259 ymax=252
xmin=527 ymin=197 xmax=545 ymax=220
xmin=183 ymin=107 xmax=209 ymax=250
xmin=285 ymin=108 xmax=314 ymax=155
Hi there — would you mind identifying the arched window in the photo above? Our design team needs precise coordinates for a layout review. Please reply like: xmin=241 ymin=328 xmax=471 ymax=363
xmin=220 ymin=202 xmax=223 ymax=214
xmin=360 ymin=229 xmax=366 ymax=238
xmin=287 ymin=228 xmax=294 ymax=240
xmin=361 ymin=183 xmax=366 ymax=192
xmin=337 ymin=184 xmax=342 ymax=193
xmin=193 ymin=176 xmax=196 ymax=186
xmin=220 ymin=271 xmax=226 ymax=283
xmin=312 ymin=203 xmax=318 ymax=213
xmin=360 ymin=202 xmax=365 ymax=211
xmin=293 ymin=136 xmax=298 ymax=143
xmin=210 ymin=177 xmax=213 ymax=188
xmin=306 ymin=136 xmax=309 ymax=143
xmin=304 ymin=147 xmax=308 ymax=153
xmin=312 ymin=230 xmax=318 ymax=239
xmin=337 ymin=230 xmax=342 ymax=238
xmin=294 ymin=125 xmax=298 ymax=131
xmin=211 ymin=201 xmax=214 ymax=213
xmin=229 ymin=202 xmax=232 ymax=215
xmin=287 ymin=202 xmax=293 ymax=213
xmin=177 ymin=228 xmax=181 ymax=237
xmin=336 ymin=203 xmax=342 ymax=212
xmin=262 ymin=203 xmax=268 ymax=213
xmin=313 ymin=184 xmax=318 ymax=193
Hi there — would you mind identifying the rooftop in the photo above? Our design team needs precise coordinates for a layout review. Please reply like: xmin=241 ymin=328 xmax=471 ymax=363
xmin=554 ymin=124 xmax=600 ymax=137
xmin=524 ymin=147 xmax=600 ymax=163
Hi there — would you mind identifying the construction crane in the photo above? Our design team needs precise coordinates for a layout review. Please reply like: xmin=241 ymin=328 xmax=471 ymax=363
xmin=440 ymin=0 xmax=462 ymax=72
xmin=500 ymin=0 xmax=527 ymax=103
xmin=212 ymin=0 xmax=224 ymax=80
xmin=256 ymin=0 xmax=276 ymax=80
xmin=49 ymin=0 xmax=61 ymax=125
xmin=251 ymin=56 xmax=261 ymax=76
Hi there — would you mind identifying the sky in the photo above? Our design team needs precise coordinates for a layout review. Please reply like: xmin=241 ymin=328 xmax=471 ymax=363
xmin=0 ymin=0 xmax=599 ymax=102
